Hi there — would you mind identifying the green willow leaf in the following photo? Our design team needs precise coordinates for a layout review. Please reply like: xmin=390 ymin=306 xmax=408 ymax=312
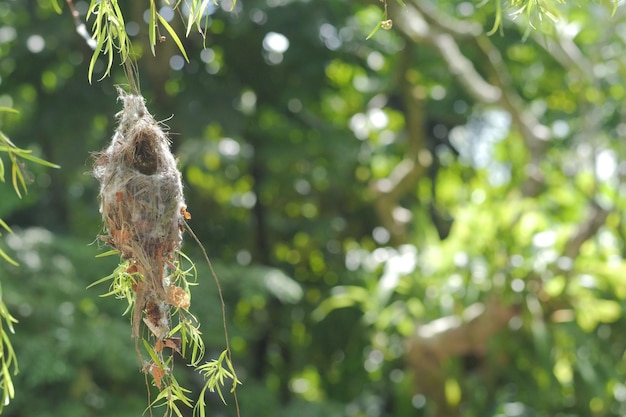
xmin=88 ymin=26 xmax=106 ymax=83
xmin=149 ymin=0 xmax=157 ymax=56
xmin=0 ymin=131 xmax=18 ymax=150
xmin=366 ymin=21 xmax=382 ymax=40
xmin=50 ymin=0 xmax=63 ymax=13
xmin=0 ymin=219 xmax=12 ymax=234
xmin=142 ymin=339 xmax=164 ymax=368
xmin=157 ymin=13 xmax=190 ymax=62
xmin=487 ymin=0 xmax=502 ymax=35
xmin=10 ymin=156 xmax=25 ymax=198
xmin=0 ymin=249 xmax=18 ymax=267
xmin=94 ymin=249 xmax=120 ymax=258
xmin=17 ymin=153 xmax=60 ymax=168
xmin=186 ymin=0 xmax=208 ymax=36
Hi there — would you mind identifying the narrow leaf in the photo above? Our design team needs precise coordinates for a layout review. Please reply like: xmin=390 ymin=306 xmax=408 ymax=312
xmin=87 ymin=270 xmax=119 ymax=289
xmin=16 ymin=153 xmax=59 ymax=168
xmin=88 ymin=29 xmax=106 ymax=83
xmin=487 ymin=0 xmax=502 ymax=36
xmin=0 ymin=132 xmax=17 ymax=150
xmin=142 ymin=339 xmax=164 ymax=367
xmin=157 ymin=13 xmax=190 ymax=62
xmin=0 ymin=219 xmax=13 ymax=234
xmin=366 ymin=21 xmax=382 ymax=40
xmin=10 ymin=160 xmax=23 ymax=198
xmin=50 ymin=0 xmax=63 ymax=14
xmin=95 ymin=250 xmax=120 ymax=258
xmin=0 ymin=249 xmax=18 ymax=267
xmin=149 ymin=0 xmax=157 ymax=56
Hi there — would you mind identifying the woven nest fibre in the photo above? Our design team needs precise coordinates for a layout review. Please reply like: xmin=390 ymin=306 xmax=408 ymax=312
xmin=94 ymin=88 xmax=188 ymax=338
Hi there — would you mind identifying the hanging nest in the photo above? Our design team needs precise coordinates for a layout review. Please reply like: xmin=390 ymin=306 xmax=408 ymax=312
xmin=94 ymin=87 xmax=189 ymax=339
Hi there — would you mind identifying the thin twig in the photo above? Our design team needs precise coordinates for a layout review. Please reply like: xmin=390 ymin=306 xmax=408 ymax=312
xmin=66 ymin=0 xmax=97 ymax=49
xmin=184 ymin=222 xmax=242 ymax=417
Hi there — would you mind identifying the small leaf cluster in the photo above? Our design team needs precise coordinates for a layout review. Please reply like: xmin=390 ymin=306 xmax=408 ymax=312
xmin=194 ymin=350 xmax=241 ymax=416
xmin=86 ymin=0 xmax=131 ymax=83
xmin=87 ymin=254 xmax=137 ymax=314
xmin=0 ymin=109 xmax=59 ymax=202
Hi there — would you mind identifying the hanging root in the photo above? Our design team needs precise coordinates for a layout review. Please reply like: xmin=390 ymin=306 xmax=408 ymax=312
xmin=94 ymin=87 xmax=188 ymax=339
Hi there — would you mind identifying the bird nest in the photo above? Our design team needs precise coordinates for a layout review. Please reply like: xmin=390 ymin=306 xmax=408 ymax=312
xmin=94 ymin=88 xmax=189 ymax=339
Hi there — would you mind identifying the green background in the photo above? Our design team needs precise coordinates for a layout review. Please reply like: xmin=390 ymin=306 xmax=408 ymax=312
xmin=1 ymin=0 xmax=626 ymax=416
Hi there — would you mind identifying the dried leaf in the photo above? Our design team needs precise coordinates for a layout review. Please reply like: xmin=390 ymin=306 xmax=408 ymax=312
xmin=144 ymin=361 xmax=165 ymax=390
xmin=163 ymin=337 xmax=182 ymax=354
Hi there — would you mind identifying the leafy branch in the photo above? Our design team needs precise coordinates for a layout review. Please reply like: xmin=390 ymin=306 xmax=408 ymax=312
xmin=59 ymin=0 xmax=236 ymax=82
xmin=194 ymin=349 xmax=242 ymax=416
xmin=0 ymin=282 xmax=18 ymax=414
xmin=369 ymin=0 xmax=621 ymax=39
xmin=487 ymin=0 xmax=620 ymax=34
xmin=90 ymin=251 xmax=240 ymax=417
xmin=0 ymin=107 xmax=59 ymax=413
xmin=0 ymin=109 xmax=59 ymax=200
xmin=87 ymin=255 xmax=137 ymax=314
xmin=86 ymin=0 xmax=131 ymax=83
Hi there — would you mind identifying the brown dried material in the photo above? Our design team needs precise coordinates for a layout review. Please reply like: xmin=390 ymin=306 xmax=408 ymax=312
xmin=163 ymin=337 xmax=182 ymax=353
xmin=155 ymin=337 xmax=182 ymax=354
xmin=143 ymin=361 xmax=166 ymax=390
xmin=143 ymin=298 xmax=170 ymax=339
xmin=166 ymin=285 xmax=191 ymax=310
xmin=94 ymin=88 xmax=187 ymax=339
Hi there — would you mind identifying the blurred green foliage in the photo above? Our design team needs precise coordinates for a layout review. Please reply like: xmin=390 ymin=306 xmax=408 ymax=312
xmin=1 ymin=0 xmax=626 ymax=416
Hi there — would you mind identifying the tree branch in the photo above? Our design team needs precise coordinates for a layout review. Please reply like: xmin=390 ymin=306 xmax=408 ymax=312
xmin=66 ymin=0 xmax=97 ymax=50
xmin=412 ymin=0 xmax=482 ymax=38
xmin=407 ymin=299 xmax=517 ymax=361
xmin=370 ymin=46 xmax=429 ymax=244
xmin=530 ymin=30 xmax=594 ymax=81
xmin=562 ymin=201 xmax=611 ymax=260
xmin=473 ymin=36 xmax=551 ymax=152
xmin=390 ymin=0 xmax=553 ymax=197
xmin=390 ymin=2 xmax=502 ymax=103
xmin=405 ymin=299 xmax=518 ymax=417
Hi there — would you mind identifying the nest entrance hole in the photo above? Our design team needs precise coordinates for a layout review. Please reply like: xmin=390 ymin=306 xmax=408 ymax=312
xmin=132 ymin=134 xmax=158 ymax=175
